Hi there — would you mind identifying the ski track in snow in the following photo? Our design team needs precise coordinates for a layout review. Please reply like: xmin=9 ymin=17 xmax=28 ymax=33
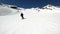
xmin=0 ymin=5 xmax=60 ymax=34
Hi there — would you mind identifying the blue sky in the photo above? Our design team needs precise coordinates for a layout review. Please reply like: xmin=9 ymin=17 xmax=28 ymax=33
xmin=0 ymin=0 xmax=60 ymax=8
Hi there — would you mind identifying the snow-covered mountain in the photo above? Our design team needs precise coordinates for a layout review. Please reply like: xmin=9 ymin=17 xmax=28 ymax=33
xmin=0 ymin=4 xmax=60 ymax=34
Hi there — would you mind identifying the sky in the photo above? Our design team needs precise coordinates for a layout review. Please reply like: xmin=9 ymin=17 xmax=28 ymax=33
xmin=0 ymin=0 xmax=60 ymax=8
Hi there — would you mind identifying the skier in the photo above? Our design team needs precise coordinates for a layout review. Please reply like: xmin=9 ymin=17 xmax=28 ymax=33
xmin=20 ymin=13 xmax=25 ymax=19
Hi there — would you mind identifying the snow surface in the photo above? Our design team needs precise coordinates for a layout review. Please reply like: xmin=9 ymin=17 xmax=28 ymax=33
xmin=0 ymin=4 xmax=60 ymax=34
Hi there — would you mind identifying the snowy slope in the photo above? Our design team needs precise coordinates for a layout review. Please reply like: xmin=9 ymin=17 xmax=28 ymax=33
xmin=0 ymin=4 xmax=60 ymax=34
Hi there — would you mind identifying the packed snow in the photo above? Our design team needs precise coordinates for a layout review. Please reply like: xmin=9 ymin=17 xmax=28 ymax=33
xmin=0 ymin=4 xmax=60 ymax=34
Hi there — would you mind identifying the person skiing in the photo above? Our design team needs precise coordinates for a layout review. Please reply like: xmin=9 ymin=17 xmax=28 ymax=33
xmin=20 ymin=13 xmax=24 ymax=19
